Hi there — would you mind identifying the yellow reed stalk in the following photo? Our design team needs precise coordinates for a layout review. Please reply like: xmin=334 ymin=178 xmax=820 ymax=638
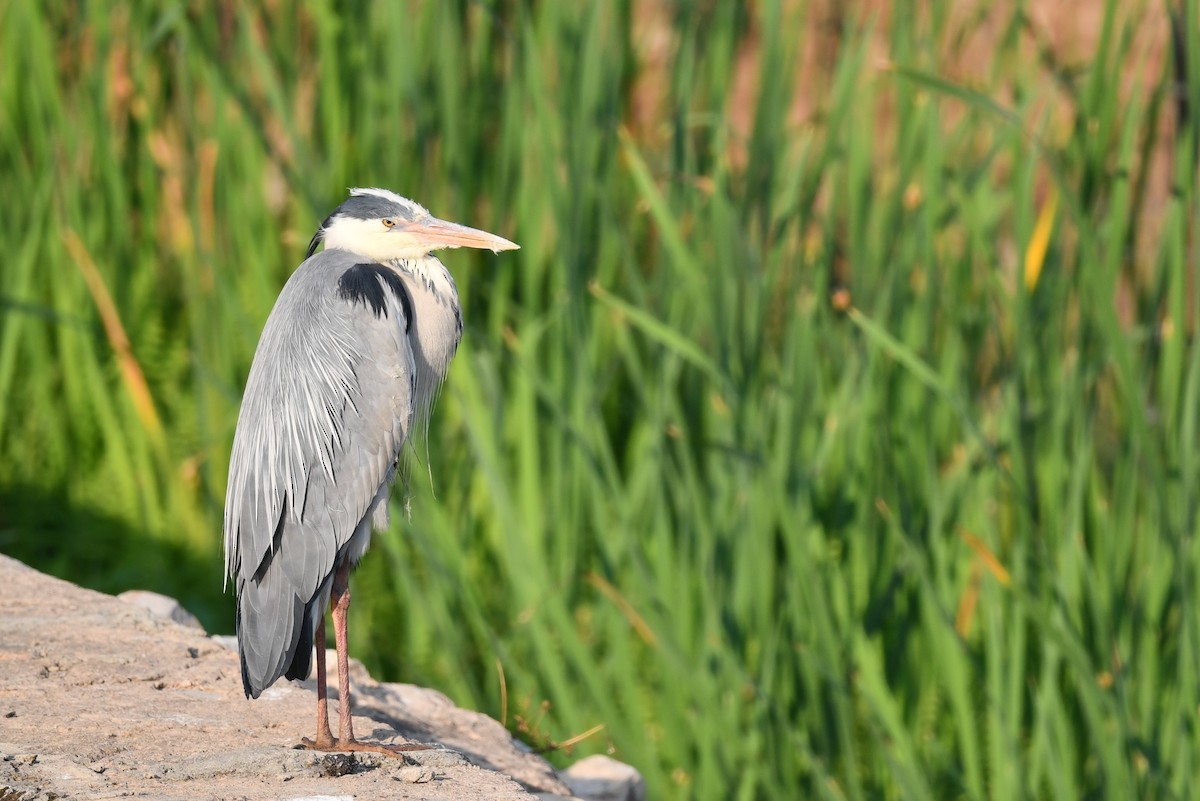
xmin=1024 ymin=188 xmax=1058 ymax=291
xmin=63 ymin=228 xmax=165 ymax=444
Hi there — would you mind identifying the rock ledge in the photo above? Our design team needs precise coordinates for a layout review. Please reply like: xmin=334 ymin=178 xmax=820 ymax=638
xmin=0 ymin=555 xmax=641 ymax=801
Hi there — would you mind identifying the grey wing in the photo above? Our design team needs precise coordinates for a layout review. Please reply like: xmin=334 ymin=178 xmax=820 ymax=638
xmin=223 ymin=250 xmax=415 ymax=698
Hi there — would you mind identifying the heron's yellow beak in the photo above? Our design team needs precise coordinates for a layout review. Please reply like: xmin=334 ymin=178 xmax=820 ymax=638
xmin=394 ymin=217 xmax=519 ymax=254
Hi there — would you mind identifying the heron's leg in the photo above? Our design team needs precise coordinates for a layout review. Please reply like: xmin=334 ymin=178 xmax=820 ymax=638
xmin=313 ymin=615 xmax=335 ymax=747
xmin=330 ymin=556 xmax=356 ymax=745
xmin=306 ymin=555 xmax=430 ymax=755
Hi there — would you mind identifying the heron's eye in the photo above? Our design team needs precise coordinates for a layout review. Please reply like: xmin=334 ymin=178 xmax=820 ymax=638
xmin=382 ymin=219 xmax=396 ymax=229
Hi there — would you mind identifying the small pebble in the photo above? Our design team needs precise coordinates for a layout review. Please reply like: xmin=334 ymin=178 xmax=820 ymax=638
xmin=394 ymin=766 xmax=434 ymax=783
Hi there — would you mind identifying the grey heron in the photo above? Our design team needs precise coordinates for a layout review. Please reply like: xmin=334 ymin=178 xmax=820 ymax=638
xmin=223 ymin=187 xmax=518 ymax=753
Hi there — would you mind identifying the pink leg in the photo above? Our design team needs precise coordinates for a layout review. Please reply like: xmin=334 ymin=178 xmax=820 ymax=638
xmin=330 ymin=558 xmax=356 ymax=745
xmin=300 ymin=615 xmax=336 ymax=749
xmin=314 ymin=615 xmax=334 ymax=747
xmin=300 ymin=557 xmax=429 ymax=755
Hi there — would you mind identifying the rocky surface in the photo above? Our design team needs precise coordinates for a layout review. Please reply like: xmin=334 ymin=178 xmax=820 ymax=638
xmin=0 ymin=555 xmax=639 ymax=800
xmin=116 ymin=589 xmax=205 ymax=631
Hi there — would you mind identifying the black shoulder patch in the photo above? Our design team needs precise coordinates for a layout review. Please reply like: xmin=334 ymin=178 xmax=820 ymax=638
xmin=337 ymin=263 xmax=413 ymax=329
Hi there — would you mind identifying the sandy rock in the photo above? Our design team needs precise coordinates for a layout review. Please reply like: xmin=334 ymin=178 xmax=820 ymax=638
xmin=560 ymin=754 xmax=646 ymax=801
xmin=302 ymin=652 xmax=573 ymax=795
xmin=0 ymin=554 xmax=552 ymax=800
xmin=117 ymin=589 xmax=205 ymax=630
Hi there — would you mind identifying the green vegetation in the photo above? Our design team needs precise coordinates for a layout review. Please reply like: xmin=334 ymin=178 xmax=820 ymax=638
xmin=2 ymin=1 xmax=1198 ymax=798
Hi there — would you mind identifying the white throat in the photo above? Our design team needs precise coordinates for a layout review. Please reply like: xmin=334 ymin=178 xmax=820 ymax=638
xmin=389 ymin=256 xmax=463 ymax=427
xmin=391 ymin=255 xmax=459 ymax=310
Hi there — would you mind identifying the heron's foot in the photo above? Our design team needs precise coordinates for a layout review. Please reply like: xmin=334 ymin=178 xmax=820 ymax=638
xmin=300 ymin=734 xmax=337 ymax=751
xmin=299 ymin=736 xmax=433 ymax=756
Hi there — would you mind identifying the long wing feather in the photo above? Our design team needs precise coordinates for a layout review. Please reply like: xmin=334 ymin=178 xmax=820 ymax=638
xmin=223 ymin=249 xmax=415 ymax=698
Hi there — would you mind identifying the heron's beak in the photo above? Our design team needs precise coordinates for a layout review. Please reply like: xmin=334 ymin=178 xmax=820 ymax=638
xmin=397 ymin=217 xmax=519 ymax=254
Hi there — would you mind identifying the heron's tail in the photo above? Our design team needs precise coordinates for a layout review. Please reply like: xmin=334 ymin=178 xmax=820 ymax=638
xmin=235 ymin=565 xmax=308 ymax=699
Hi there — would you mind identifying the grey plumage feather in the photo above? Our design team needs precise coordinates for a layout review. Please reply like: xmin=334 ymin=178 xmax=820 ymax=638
xmin=223 ymin=247 xmax=447 ymax=699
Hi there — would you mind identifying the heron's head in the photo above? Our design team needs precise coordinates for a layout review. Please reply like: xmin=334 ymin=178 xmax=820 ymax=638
xmin=307 ymin=187 xmax=519 ymax=263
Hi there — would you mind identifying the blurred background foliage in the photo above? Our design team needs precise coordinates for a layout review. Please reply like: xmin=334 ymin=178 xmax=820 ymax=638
xmin=3 ymin=0 xmax=1200 ymax=798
